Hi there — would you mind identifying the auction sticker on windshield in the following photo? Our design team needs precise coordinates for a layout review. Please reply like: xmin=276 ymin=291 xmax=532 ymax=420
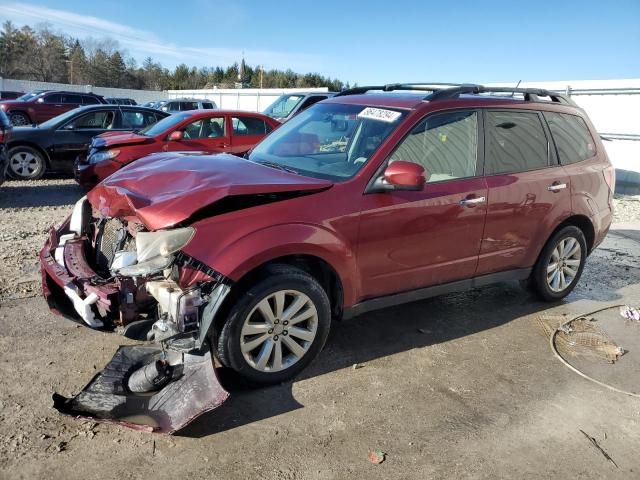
xmin=357 ymin=107 xmax=402 ymax=123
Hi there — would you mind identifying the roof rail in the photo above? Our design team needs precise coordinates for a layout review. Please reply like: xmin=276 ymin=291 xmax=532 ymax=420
xmin=427 ymin=85 xmax=576 ymax=105
xmin=335 ymin=82 xmax=472 ymax=97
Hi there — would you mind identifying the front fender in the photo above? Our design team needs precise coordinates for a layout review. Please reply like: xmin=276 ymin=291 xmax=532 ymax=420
xmin=184 ymin=223 xmax=360 ymax=307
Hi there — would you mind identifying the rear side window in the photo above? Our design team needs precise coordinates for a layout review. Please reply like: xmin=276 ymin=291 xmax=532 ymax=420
xmin=544 ymin=112 xmax=596 ymax=164
xmin=390 ymin=110 xmax=478 ymax=183
xmin=202 ymin=102 xmax=214 ymax=109
xmin=82 ymin=96 xmax=100 ymax=105
xmin=484 ymin=111 xmax=549 ymax=175
xmin=232 ymin=116 xmax=269 ymax=136
xmin=120 ymin=110 xmax=158 ymax=129
xmin=64 ymin=94 xmax=83 ymax=104
xmin=43 ymin=94 xmax=63 ymax=104
xmin=180 ymin=102 xmax=198 ymax=111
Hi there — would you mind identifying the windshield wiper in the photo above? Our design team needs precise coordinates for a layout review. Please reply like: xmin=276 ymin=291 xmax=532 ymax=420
xmin=255 ymin=160 xmax=299 ymax=175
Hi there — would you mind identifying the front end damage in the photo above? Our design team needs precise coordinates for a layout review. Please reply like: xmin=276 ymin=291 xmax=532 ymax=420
xmin=40 ymin=197 xmax=232 ymax=433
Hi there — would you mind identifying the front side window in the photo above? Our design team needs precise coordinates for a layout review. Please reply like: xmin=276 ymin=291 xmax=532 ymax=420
xmin=138 ymin=112 xmax=190 ymax=136
xmin=66 ymin=110 xmax=114 ymax=129
xmin=544 ymin=112 xmax=596 ymax=164
xmin=64 ymin=94 xmax=83 ymax=104
xmin=390 ymin=110 xmax=478 ymax=183
xmin=232 ymin=116 xmax=268 ymax=136
xmin=249 ymin=103 xmax=405 ymax=181
xmin=181 ymin=117 xmax=226 ymax=139
xmin=484 ymin=111 xmax=549 ymax=175
xmin=43 ymin=94 xmax=63 ymax=104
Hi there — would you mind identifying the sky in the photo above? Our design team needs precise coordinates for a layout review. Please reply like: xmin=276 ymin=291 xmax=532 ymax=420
xmin=1 ymin=0 xmax=639 ymax=85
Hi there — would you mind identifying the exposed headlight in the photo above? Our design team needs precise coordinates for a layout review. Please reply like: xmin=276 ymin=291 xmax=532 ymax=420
xmin=115 ymin=228 xmax=195 ymax=277
xmin=136 ymin=228 xmax=195 ymax=262
xmin=89 ymin=149 xmax=120 ymax=164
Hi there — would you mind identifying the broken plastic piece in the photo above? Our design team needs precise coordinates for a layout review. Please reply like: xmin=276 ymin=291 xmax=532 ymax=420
xmin=367 ymin=449 xmax=386 ymax=464
xmin=619 ymin=305 xmax=640 ymax=322
xmin=52 ymin=345 xmax=229 ymax=434
xmin=63 ymin=284 xmax=103 ymax=328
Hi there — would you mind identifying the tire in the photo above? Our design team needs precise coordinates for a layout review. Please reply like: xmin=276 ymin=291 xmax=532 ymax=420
xmin=9 ymin=112 xmax=30 ymax=126
xmin=7 ymin=146 xmax=46 ymax=180
xmin=531 ymin=226 xmax=587 ymax=301
xmin=216 ymin=264 xmax=331 ymax=385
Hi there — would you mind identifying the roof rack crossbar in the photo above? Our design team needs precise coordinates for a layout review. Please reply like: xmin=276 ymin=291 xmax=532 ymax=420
xmin=335 ymin=82 xmax=478 ymax=97
xmin=427 ymin=85 xmax=576 ymax=105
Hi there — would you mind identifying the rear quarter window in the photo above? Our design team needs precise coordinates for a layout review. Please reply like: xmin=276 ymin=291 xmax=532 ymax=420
xmin=544 ymin=112 xmax=596 ymax=164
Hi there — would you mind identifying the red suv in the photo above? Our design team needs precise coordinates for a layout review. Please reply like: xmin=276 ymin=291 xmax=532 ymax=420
xmin=74 ymin=109 xmax=280 ymax=188
xmin=0 ymin=90 xmax=107 ymax=126
xmin=41 ymin=83 xmax=614 ymax=426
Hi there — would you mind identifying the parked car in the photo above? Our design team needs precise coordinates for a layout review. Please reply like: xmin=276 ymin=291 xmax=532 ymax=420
xmin=6 ymin=105 xmax=168 ymax=180
xmin=0 ymin=109 xmax=12 ymax=185
xmin=160 ymin=98 xmax=217 ymax=113
xmin=75 ymin=109 xmax=279 ymax=188
xmin=263 ymin=92 xmax=336 ymax=122
xmin=0 ymin=90 xmax=24 ymax=100
xmin=106 ymin=97 xmax=137 ymax=105
xmin=41 ymin=83 xmax=614 ymax=427
xmin=0 ymin=90 xmax=107 ymax=126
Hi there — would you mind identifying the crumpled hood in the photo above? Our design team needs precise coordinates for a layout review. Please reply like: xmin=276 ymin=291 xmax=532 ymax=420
xmin=92 ymin=132 xmax=149 ymax=149
xmin=87 ymin=153 xmax=333 ymax=230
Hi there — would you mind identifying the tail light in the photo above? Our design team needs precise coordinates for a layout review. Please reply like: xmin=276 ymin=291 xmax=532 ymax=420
xmin=603 ymin=165 xmax=616 ymax=193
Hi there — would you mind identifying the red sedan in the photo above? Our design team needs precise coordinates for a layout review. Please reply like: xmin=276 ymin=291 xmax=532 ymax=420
xmin=74 ymin=109 xmax=280 ymax=189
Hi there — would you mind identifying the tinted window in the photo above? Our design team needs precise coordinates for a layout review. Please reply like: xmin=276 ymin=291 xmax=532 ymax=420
xmin=139 ymin=112 xmax=190 ymax=136
xmin=66 ymin=110 xmax=114 ymax=129
xmin=232 ymin=116 xmax=269 ymax=136
xmin=485 ymin=111 xmax=549 ymax=175
xmin=390 ymin=110 xmax=478 ymax=183
xmin=82 ymin=96 xmax=100 ymax=105
xmin=180 ymin=102 xmax=198 ymax=111
xmin=298 ymin=96 xmax=327 ymax=113
xmin=119 ymin=110 xmax=158 ymax=129
xmin=43 ymin=94 xmax=63 ymax=104
xmin=544 ymin=112 xmax=596 ymax=164
xmin=202 ymin=102 xmax=214 ymax=109
xmin=64 ymin=94 xmax=83 ymax=104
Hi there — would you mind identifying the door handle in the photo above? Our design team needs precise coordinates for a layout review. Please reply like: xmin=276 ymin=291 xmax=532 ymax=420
xmin=548 ymin=182 xmax=567 ymax=192
xmin=459 ymin=196 xmax=486 ymax=207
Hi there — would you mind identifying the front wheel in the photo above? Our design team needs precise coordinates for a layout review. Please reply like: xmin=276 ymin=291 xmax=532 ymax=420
xmin=215 ymin=265 xmax=331 ymax=385
xmin=9 ymin=112 xmax=30 ymax=126
xmin=531 ymin=226 xmax=587 ymax=301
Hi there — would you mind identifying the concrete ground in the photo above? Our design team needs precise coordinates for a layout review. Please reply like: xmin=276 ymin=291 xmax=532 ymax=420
xmin=1 ymin=180 xmax=639 ymax=480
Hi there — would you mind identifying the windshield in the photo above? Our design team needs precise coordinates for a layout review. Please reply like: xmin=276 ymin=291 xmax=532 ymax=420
xmin=16 ymin=91 xmax=43 ymax=101
xmin=139 ymin=112 xmax=190 ymax=136
xmin=248 ymin=103 xmax=406 ymax=181
xmin=263 ymin=94 xmax=304 ymax=119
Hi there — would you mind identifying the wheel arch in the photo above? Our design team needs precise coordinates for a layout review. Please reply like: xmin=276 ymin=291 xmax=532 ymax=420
xmin=7 ymin=110 xmax=32 ymax=124
xmin=549 ymin=214 xmax=595 ymax=253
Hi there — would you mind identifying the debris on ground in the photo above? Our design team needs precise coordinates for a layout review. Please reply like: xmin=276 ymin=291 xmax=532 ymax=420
xmin=367 ymin=449 xmax=386 ymax=464
xmin=580 ymin=430 xmax=618 ymax=468
xmin=352 ymin=363 xmax=364 ymax=370
xmin=619 ymin=305 xmax=640 ymax=322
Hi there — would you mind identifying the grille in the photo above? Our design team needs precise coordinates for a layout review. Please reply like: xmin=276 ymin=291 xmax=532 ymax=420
xmin=96 ymin=218 xmax=126 ymax=272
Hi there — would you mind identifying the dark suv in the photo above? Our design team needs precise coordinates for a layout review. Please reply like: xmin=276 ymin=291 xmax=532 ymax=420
xmin=41 ymin=83 xmax=614 ymax=431
xmin=0 ymin=109 xmax=12 ymax=185
xmin=0 ymin=90 xmax=107 ymax=125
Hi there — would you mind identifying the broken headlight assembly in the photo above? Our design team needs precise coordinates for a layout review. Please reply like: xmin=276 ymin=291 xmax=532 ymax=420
xmin=116 ymin=227 xmax=195 ymax=277
xmin=89 ymin=149 xmax=120 ymax=164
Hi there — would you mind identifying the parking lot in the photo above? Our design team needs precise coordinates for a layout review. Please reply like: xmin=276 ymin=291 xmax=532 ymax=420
xmin=0 ymin=179 xmax=638 ymax=479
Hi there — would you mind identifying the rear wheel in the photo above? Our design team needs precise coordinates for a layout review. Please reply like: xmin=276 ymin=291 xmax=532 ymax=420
xmin=215 ymin=265 xmax=331 ymax=385
xmin=531 ymin=226 xmax=587 ymax=301
xmin=9 ymin=112 xmax=30 ymax=126
xmin=8 ymin=146 xmax=46 ymax=180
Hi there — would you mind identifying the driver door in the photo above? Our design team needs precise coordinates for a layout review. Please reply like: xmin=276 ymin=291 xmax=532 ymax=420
xmin=53 ymin=109 xmax=116 ymax=168
xmin=356 ymin=110 xmax=488 ymax=299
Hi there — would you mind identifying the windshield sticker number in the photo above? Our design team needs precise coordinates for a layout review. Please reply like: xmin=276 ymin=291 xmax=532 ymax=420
xmin=357 ymin=107 xmax=401 ymax=123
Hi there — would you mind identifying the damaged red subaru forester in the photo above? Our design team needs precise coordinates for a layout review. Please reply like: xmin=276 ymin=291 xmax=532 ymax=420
xmin=41 ymin=83 xmax=614 ymax=432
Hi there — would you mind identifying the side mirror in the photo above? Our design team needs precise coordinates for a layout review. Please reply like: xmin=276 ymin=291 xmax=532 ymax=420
xmin=168 ymin=131 xmax=183 ymax=141
xmin=373 ymin=161 xmax=426 ymax=192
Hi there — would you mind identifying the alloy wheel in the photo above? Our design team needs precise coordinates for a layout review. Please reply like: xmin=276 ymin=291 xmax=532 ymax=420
xmin=9 ymin=113 xmax=28 ymax=126
xmin=546 ymin=237 xmax=582 ymax=292
xmin=240 ymin=289 xmax=318 ymax=372
xmin=9 ymin=151 xmax=41 ymax=178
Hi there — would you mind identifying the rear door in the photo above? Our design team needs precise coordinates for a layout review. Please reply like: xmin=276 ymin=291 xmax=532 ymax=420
xmin=357 ymin=109 xmax=488 ymax=298
xmin=476 ymin=109 xmax=571 ymax=275
xmin=37 ymin=93 xmax=66 ymax=123
xmin=229 ymin=115 xmax=271 ymax=155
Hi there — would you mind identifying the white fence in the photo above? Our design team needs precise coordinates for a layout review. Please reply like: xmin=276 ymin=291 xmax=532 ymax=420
xmin=0 ymin=78 xmax=167 ymax=104
xmin=166 ymin=87 xmax=329 ymax=112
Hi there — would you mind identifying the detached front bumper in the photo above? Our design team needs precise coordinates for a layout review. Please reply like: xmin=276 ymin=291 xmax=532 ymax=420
xmin=40 ymin=218 xmax=120 ymax=328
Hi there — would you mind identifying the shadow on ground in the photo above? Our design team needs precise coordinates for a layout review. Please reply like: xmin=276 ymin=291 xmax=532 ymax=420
xmin=0 ymin=178 xmax=84 ymax=209
xmin=180 ymin=278 xmax=627 ymax=438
